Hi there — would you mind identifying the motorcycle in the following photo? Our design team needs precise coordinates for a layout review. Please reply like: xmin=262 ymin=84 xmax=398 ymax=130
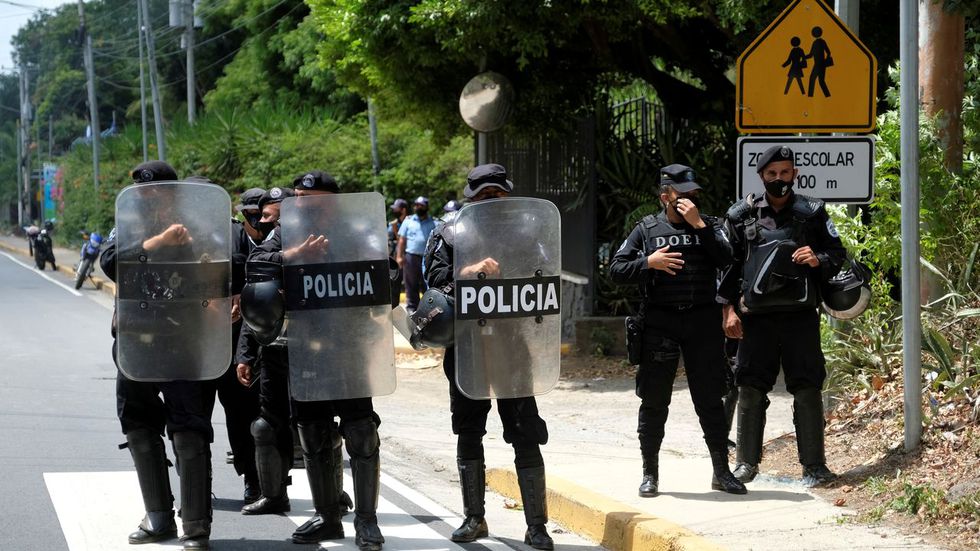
xmin=75 ymin=231 xmax=104 ymax=289
xmin=34 ymin=221 xmax=57 ymax=271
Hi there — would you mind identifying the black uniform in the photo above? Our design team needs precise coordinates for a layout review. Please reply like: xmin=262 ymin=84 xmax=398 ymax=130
xmin=609 ymin=209 xmax=743 ymax=494
xmin=424 ymin=214 xmax=552 ymax=542
xmin=719 ymin=192 xmax=846 ymax=393
xmin=211 ymin=220 xmax=260 ymax=488
xmin=243 ymin=226 xmax=383 ymax=547
xmin=719 ymin=191 xmax=846 ymax=483
xmin=101 ymin=223 xmax=215 ymax=547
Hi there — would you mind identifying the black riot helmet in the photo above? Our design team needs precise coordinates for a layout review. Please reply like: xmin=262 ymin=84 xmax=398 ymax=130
xmin=240 ymin=260 xmax=286 ymax=345
xmin=409 ymin=286 xmax=455 ymax=350
xmin=821 ymin=259 xmax=872 ymax=320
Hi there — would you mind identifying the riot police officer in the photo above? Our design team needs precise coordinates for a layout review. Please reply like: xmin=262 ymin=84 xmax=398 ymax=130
xmin=423 ymin=164 xmax=555 ymax=550
xmin=241 ymin=171 xmax=385 ymax=550
xmin=100 ymin=161 xmax=218 ymax=550
xmin=719 ymin=145 xmax=846 ymax=486
xmin=609 ymin=164 xmax=747 ymax=497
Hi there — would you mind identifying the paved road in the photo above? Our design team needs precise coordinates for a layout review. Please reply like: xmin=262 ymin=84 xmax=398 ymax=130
xmin=0 ymin=251 xmax=603 ymax=551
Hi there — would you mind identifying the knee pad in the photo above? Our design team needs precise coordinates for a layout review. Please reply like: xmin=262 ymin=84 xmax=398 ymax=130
xmin=250 ymin=417 xmax=277 ymax=446
xmin=342 ymin=417 xmax=380 ymax=458
xmin=172 ymin=431 xmax=208 ymax=459
xmin=297 ymin=421 xmax=332 ymax=456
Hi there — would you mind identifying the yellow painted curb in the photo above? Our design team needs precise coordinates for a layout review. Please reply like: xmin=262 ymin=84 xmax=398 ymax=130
xmin=486 ymin=468 xmax=725 ymax=551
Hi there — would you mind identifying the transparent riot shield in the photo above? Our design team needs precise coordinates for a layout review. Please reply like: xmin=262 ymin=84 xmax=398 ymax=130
xmin=280 ymin=192 xmax=396 ymax=401
xmin=115 ymin=182 xmax=232 ymax=381
xmin=453 ymin=197 xmax=561 ymax=399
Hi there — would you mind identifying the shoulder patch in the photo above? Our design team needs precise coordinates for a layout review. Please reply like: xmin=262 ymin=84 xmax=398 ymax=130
xmin=641 ymin=214 xmax=658 ymax=229
xmin=826 ymin=218 xmax=839 ymax=238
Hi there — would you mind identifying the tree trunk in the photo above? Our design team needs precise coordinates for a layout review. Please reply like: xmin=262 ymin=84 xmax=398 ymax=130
xmin=918 ymin=0 xmax=964 ymax=173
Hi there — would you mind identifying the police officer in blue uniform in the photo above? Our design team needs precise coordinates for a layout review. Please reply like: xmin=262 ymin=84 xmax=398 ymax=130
xmin=719 ymin=145 xmax=846 ymax=486
xmin=609 ymin=164 xmax=747 ymax=497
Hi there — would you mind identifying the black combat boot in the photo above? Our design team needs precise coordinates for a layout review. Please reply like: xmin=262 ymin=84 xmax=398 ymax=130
xmin=451 ymin=459 xmax=489 ymax=542
xmin=733 ymin=386 xmax=768 ymax=483
xmin=708 ymin=443 xmax=747 ymax=495
xmin=638 ymin=455 xmax=658 ymax=497
xmin=345 ymin=418 xmax=385 ymax=551
xmin=172 ymin=432 xmax=212 ymax=550
xmin=242 ymin=417 xmax=290 ymax=515
xmin=331 ymin=428 xmax=354 ymax=515
xmin=124 ymin=429 xmax=178 ymax=544
xmin=517 ymin=466 xmax=553 ymax=551
xmin=794 ymin=388 xmax=838 ymax=487
xmin=292 ymin=422 xmax=345 ymax=544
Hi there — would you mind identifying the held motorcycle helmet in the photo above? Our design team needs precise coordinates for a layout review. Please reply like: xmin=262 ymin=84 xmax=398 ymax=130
xmin=821 ymin=259 xmax=873 ymax=320
xmin=409 ymin=286 xmax=455 ymax=350
xmin=240 ymin=261 xmax=286 ymax=345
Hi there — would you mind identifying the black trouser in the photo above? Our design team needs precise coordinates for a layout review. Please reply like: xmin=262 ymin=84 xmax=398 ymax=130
xmin=255 ymin=346 xmax=296 ymax=466
xmin=404 ymin=252 xmax=424 ymax=311
xmin=442 ymin=347 xmax=547 ymax=469
xmin=114 ymin=342 xmax=215 ymax=441
xmin=212 ymin=364 xmax=260 ymax=480
xmin=259 ymin=346 xmax=379 ymax=436
xmin=735 ymin=308 xmax=826 ymax=394
xmin=636 ymin=304 xmax=728 ymax=456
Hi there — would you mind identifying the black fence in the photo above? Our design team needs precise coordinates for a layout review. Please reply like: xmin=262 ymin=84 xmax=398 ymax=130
xmin=486 ymin=117 xmax=597 ymax=317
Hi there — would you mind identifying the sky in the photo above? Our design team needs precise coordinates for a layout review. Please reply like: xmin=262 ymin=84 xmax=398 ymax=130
xmin=0 ymin=0 xmax=72 ymax=70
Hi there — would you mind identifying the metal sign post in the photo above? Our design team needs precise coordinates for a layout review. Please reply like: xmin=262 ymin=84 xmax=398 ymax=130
xmin=900 ymin=0 xmax=921 ymax=452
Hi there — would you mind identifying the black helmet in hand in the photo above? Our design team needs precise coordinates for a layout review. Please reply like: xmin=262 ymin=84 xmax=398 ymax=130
xmin=409 ymin=286 xmax=455 ymax=350
xmin=821 ymin=259 xmax=872 ymax=320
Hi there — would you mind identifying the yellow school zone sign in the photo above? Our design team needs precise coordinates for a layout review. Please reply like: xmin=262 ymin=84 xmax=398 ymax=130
xmin=736 ymin=0 xmax=877 ymax=133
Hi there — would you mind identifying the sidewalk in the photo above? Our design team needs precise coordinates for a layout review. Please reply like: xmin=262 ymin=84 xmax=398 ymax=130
xmin=377 ymin=364 xmax=948 ymax=551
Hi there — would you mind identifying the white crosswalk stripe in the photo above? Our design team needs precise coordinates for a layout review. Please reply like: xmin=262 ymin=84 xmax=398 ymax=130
xmin=45 ymin=469 xmax=508 ymax=550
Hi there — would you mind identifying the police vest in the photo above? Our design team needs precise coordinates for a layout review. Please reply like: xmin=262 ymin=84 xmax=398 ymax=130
xmin=638 ymin=213 xmax=718 ymax=307
xmin=727 ymin=194 xmax=822 ymax=313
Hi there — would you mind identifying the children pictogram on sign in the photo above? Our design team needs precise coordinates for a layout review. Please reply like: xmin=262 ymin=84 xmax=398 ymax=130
xmin=783 ymin=27 xmax=834 ymax=97
xmin=782 ymin=36 xmax=807 ymax=95
xmin=806 ymin=26 xmax=833 ymax=97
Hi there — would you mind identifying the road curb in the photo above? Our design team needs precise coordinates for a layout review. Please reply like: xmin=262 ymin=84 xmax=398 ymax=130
xmin=486 ymin=468 xmax=725 ymax=551
xmin=0 ymin=240 xmax=115 ymax=297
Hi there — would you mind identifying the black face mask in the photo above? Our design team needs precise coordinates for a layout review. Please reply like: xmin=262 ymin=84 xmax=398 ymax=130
xmin=764 ymin=178 xmax=794 ymax=198
xmin=244 ymin=213 xmax=262 ymax=230
xmin=668 ymin=196 xmax=701 ymax=217
xmin=254 ymin=220 xmax=276 ymax=238
xmin=415 ymin=207 xmax=428 ymax=216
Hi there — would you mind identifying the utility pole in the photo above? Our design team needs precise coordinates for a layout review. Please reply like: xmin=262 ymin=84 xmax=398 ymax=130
xmin=47 ymin=115 xmax=52 ymax=158
xmin=185 ymin=0 xmax=196 ymax=124
xmin=367 ymin=98 xmax=380 ymax=176
xmin=16 ymin=118 xmax=22 ymax=227
xmin=19 ymin=65 xmax=31 ymax=223
xmin=77 ymin=0 xmax=101 ymax=193
xmin=141 ymin=0 xmax=167 ymax=160
xmin=137 ymin=0 xmax=149 ymax=161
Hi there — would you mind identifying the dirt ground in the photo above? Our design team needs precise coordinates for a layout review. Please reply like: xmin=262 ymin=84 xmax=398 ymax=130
xmin=761 ymin=368 xmax=980 ymax=551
